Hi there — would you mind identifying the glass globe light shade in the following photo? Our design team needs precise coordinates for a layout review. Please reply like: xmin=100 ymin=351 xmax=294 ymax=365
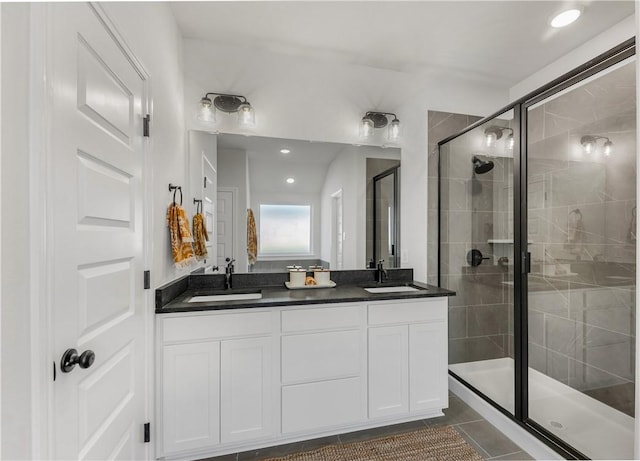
xmin=237 ymin=102 xmax=255 ymax=128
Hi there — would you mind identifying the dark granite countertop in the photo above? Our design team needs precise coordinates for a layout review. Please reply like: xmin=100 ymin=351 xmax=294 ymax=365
xmin=156 ymin=269 xmax=455 ymax=314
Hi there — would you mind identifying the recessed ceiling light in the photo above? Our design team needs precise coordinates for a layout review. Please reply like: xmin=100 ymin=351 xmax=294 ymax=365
xmin=286 ymin=177 xmax=295 ymax=184
xmin=550 ymin=8 xmax=582 ymax=28
xmin=280 ymin=148 xmax=291 ymax=154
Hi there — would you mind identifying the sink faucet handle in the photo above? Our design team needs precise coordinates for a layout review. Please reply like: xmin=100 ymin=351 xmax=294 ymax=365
xmin=225 ymin=257 xmax=236 ymax=274
xmin=375 ymin=259 xmax=388 ymax=282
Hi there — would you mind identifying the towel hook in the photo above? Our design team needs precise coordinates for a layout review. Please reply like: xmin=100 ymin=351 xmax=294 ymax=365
xmin=168 ymin=184 xmax=182 ymax=206
xmin=193 ymin=198 xmax=202 ymax=214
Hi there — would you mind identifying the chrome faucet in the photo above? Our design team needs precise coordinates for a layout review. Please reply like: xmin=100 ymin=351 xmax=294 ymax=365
xmin=376 ymin=259 xmax=388 ymax=283
xmin=224 ymin=257 xmax=235 ymax=289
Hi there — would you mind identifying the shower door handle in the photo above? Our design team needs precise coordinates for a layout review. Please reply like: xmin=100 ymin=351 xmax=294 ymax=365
xmin=522 ymin=252 xmax=531 ymax=274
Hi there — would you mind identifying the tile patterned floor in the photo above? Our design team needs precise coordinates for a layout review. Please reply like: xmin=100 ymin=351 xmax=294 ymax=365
xmin=199 ymin=393 xmax=533 ymax=461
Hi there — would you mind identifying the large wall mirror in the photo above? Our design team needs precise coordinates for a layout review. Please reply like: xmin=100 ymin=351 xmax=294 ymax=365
xmin=188 ymin=131 xmax=401 ymax=273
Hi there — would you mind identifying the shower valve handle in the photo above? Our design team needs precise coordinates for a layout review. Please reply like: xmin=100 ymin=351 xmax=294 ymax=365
xmin=467 ymin=249 xmax=490 ymax=267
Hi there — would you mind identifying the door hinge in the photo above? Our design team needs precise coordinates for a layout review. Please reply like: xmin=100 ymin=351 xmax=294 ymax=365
xmin=144 ymin=270 xmax=151 ymax=290
xmin=53 ymin=361 xmax=57 ymax=382
xmin=143 ymin=422 xmax=151 ymax=443
xmin=143 ymin=114 xmax=150 ymax=137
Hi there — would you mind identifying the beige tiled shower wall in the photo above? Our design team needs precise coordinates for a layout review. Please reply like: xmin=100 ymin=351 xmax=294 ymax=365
xmin=427 ymin=111 xmax=482 ymax=284
xmin=428 ymin=111 xmax=515 ymax=365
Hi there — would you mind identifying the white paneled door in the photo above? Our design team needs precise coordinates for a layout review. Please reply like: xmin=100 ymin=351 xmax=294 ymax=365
xmin=203 ymin=153 xmax=216 ymax=263
xmin=49 ymin=4 xmax=148 ymax=460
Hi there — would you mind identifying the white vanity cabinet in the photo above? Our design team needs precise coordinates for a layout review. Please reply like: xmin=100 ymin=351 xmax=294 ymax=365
xmin=280 ymin=304 xmax=366 ymax=434
xmin=157 ymin=310 xmax=277 ymax=458
xmin=368 ymin=298 xmax=448 ymax=419
xmin=156 ymin=295 xmax=448 ymax=460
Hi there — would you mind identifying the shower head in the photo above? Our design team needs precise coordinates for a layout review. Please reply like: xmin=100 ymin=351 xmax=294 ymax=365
xmin=472 ymin=155 xmax=494 ymax=174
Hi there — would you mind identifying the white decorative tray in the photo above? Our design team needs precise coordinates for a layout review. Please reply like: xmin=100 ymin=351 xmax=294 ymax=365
xmin=285 ymin=281 xmax=336 ymax=290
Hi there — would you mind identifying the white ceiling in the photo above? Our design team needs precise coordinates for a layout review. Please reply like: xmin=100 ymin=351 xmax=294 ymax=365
xmin=218 ymin=134 xmax=348 ymax=166
xmin=170 ymin=1 xmax=634 ymax=88
xmin=218 ymin=134 xmax=347 ymax=194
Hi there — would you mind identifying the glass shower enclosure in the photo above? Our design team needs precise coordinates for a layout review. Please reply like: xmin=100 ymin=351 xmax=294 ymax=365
xmin=440 ymin=109 xmax=516 ymax=414
xmin=439 ymin=41 xmax=636 ymax=460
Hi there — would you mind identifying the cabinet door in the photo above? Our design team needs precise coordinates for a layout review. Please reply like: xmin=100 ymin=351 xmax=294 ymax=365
xmin=220 ymin=337 xmax=273 ymax=443
xmin=162 ymin=341 xmax=220 ymax=454
xmin=409 ymin=322 xmax=448 ymax=412
xmin=368 ymin=325 xmax=408 ymax=418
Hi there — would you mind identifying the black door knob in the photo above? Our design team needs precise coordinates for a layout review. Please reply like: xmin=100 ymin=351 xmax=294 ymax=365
xmin=467 ymin=249 xmax=490 ymax=267
xmin=60 ymin=348 xmax=95 ymax=373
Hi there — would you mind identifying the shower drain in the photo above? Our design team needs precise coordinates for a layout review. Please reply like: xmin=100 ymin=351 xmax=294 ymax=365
xmin=549 ymin=420 xmax=565 ymax=430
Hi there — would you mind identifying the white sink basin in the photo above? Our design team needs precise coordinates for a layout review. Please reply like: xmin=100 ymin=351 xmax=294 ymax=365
xmin=364 ymin=286 xmax=423 ymax=293
xmin=187 ymin=292 xmax=262 ymax=303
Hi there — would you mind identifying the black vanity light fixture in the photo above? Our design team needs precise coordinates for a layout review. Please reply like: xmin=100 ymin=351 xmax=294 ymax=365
xmin=580 ymin=135 xmax=613 ymax=156
xmin=359 ymin=111 xmax=401 ymax=142
xmin=197 ymin=92 xmax=256 ymax=128
xmin=484 ymin=125 xmax=514 ymax=150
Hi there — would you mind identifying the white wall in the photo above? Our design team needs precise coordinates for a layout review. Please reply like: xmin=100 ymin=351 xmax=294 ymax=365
xmin=188 ymin=130 xmax=218 ymax=271
xmin=183 ymin=38 xmax=507 ymax=282
xmin=320 ymin=146 xmax=402 ymax=269
xmin=510 ymin=15 xmax=635 ymax=101
xmin=218 ymin=147 xmax=249 ymax=271
xmin=0 ymin=4 xmax=3 ymax=453
xmin=102 ymin=2 xmax=186 ymax=289
xmin=321 ymin=149 xmax=360 ymax=268
xmin=1 ymin=4 xmax=32 ymax=459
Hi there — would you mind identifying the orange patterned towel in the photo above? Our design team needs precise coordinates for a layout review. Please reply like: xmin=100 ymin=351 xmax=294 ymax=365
xmin=167 ymin=203 xmax=196 ymax=269
xmin=193 ymin=212 xmax=209 ymax=260
xmin=247 ymin=209 xmax=257 ymax=265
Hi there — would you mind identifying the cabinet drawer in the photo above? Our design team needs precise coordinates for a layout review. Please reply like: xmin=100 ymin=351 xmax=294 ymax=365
xmin=282 ymin=330 xmax=361 ymax=383
xmin=368 ymin=298 xmax=446 ymax=325
xmin=282 ymin=377 xmax=362 ymax=433
xmin=281 ymin=304 xmax=362 ymax=332
xmin=162 ymin=311 xmax=272 ymax=343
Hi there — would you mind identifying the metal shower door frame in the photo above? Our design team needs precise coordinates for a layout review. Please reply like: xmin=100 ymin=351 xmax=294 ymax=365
xmin=437 ymin=37 xmax=636 ymax=461
xmin=373 ymin=165 xmax=401 ymax=268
